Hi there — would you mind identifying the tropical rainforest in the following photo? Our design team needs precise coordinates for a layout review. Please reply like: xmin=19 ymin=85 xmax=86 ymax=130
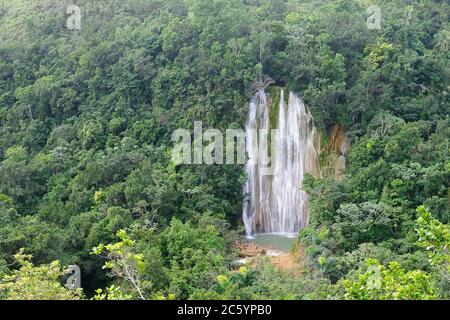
xmin=0 ymin=0 xmax=448 ymax=300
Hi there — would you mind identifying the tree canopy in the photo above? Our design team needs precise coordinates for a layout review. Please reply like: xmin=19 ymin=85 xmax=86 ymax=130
xmin=0 ymin=0 xmax=448 ymax=300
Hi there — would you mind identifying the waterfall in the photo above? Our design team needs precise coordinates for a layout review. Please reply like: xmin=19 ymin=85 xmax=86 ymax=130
xmin=243 ymin=89 xmax=320 ymax=237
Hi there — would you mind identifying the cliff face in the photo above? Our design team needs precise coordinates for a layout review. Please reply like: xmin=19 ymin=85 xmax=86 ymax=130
xmin=320 ymin=123 xmax=349 ymax=181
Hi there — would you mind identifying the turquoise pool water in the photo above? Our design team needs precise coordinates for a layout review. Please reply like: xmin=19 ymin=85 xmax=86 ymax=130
xmin=243 ymin=233 xmax=297 ymax=253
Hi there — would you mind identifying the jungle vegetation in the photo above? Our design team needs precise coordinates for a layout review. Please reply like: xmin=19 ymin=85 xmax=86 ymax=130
xmin=0 ymin=0 xmax=448 ymax=300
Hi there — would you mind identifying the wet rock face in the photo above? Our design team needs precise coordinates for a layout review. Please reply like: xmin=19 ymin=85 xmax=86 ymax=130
xmin=328 ymin=123 xmax=348 ymax=156
xmin=321 ymin=123 xmax=349 ymax=181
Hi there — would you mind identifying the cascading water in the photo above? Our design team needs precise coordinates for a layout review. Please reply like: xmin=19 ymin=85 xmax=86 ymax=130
xmin=243 ymin=89 xmax=321 ymax=237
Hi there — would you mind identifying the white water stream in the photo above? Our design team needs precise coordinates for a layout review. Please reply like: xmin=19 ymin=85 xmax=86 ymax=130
xmin=243 ymin=89 xmax=320 ymax=237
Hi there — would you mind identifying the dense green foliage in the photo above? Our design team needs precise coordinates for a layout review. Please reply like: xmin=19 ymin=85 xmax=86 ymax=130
xmin=0 ymin=249 xmax=83 ymax=300
xmin=0 ymin=0 xmax=448 ymax=299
